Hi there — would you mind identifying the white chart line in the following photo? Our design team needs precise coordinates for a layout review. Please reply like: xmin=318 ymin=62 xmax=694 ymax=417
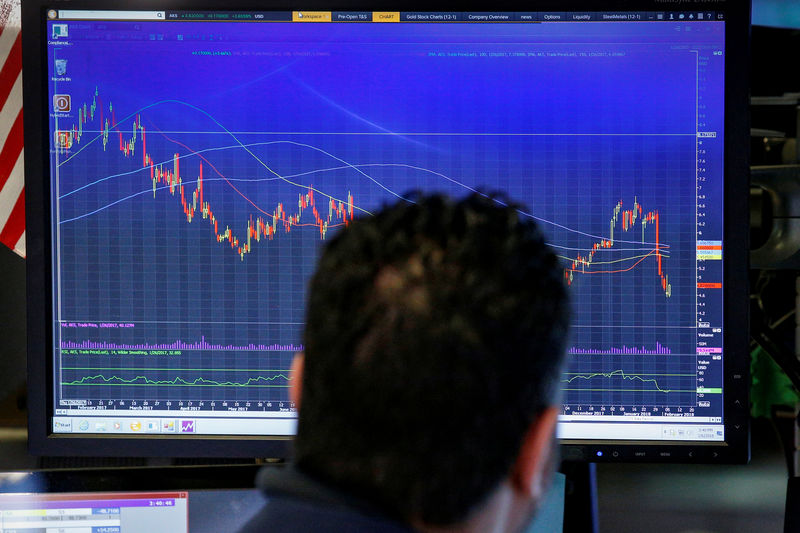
xmin=77 ymin=130 xmax=697 ymax=136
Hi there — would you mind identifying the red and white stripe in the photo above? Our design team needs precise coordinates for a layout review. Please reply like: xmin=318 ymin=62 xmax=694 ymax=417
xmin=0 ymin=2 xmax=23 ymax=257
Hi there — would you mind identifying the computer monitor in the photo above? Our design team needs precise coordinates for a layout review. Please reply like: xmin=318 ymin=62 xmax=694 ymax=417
xmin=0 ymin=465 xmax=268 ymax=532
xmin=24 ymin=0 xmax=750 ymax=461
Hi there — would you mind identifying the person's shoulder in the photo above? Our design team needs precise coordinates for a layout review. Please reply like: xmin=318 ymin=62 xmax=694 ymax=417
xmin=236 ymin=465 xmax=414 ymax=533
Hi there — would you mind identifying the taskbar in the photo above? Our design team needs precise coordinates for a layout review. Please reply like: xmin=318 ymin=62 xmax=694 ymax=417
xmin=51 ymin=414 xmax=724 ymax=442
xmin=52 ymin=416 xmax=296 ymax=436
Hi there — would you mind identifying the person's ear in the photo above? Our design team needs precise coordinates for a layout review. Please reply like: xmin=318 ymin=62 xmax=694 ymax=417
xmin=289 ymin=352 xmax=305 ymax=409
xmin=510 ymin=406 xmax=559 ymax=501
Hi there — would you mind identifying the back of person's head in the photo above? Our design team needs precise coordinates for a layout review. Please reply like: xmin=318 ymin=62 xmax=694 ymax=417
xmin=295 ymin=192 xmax=570 ymax=527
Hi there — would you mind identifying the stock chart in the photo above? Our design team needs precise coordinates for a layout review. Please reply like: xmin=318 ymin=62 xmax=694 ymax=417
xmin=48 ymin=19 xmax=726 ymax=423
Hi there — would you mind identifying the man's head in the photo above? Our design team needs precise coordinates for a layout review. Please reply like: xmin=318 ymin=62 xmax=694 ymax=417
xmin=293 ymin=193 xmax=570 ymax=530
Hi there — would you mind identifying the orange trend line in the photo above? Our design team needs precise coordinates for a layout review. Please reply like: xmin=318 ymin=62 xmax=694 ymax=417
xmin=66 ymin=93 xmax=356 ymax=259
xmin=565 ymin=249 xmax=658 ymax=275
xmin=148 ymin=120 xmax=274 ymax=217
xmin=564 ymin=199 xmax=671 ymax=297
xmin=148 ymin=122 xmax=353 ymax=234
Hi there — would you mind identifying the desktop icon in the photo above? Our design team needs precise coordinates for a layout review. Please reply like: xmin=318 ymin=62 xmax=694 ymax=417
xmin=129 ymin=421 xmax=142 ymax=432
xmin=179 ymin=420 xmax=195 ymax=433
xmin=78 ymin=420 xmax=90 ymax=431
xmin=54 ymin=130 xmax=73 ymax=149
xmin=145 ymin=420 xmax=160 ymax=432
xmin=95 ymin=421 xmax=107 ymax=432
xmin=113 ymin=421 xmax=122 ymax=431
xmin=54 ymin=59 xmax=67 ymax=76
xmin=52 ymin=24 xmax=68 ymax=39
xmin=53 ymin=94 xmax=71 ymax=112
xmin=162 ymin=420 xmax=176 ymax=432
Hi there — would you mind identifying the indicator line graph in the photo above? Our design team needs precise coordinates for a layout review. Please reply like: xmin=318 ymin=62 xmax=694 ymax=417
xmin=62 ymin=376 xmax=291 ymax=388
xmin=562 ymin=389 xmax=699 ymax=393
xmin=561 ymin=370 xmax=695 ymax=394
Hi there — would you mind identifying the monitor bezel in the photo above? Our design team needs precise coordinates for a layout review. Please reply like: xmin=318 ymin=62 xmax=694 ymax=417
xmin=24 ymin=0 xmax=750 ymax=461
xmin=0 ymin=464 xmax=264 ymax=493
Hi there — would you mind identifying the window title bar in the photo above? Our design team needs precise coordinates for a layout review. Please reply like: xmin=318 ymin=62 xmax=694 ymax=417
xmin=52 ymin=10 xmax=723 ymax=23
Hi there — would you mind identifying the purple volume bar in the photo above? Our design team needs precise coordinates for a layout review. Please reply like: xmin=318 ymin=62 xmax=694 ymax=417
xmin=568 ymin=342 xmax=672 ymax=355
xmin=61 ymin=336 xmax=303 ymax=352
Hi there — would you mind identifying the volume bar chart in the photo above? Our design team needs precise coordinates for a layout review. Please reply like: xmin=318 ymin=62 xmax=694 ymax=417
xmin=569 ymin=343 xmax=673 ymax=355
xmin=60 ymin=337 xmax=303 ymax=352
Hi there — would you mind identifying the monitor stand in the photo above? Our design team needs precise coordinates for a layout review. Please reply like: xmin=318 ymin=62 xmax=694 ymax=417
xmin=561 ymin=462 xmax=599 ymax=533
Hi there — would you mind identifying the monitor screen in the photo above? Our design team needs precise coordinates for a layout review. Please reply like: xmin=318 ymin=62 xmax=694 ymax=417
xmin=0 ymin=491 xmax=190 ymax=532
xmin=24 ymin=1 xmax=750 ymax=461
xmin=0 ymin=485 xmax=267 ymax=533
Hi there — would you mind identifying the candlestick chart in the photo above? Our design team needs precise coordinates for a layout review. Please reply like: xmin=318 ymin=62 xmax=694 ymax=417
xmin=54 ymin=87 xmax=695 ymax=409
xmin=49 ymin=19 xmax=722 ymax=420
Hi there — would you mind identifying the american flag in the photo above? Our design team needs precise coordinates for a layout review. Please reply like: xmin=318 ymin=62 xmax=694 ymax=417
xmin=0 ymin=0 xmax=22 ymax=258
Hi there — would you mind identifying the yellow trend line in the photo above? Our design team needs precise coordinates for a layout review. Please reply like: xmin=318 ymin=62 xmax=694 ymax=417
xmin=57 ymin=98 xmax=372 ymax=218
xmin=557 ymin=252 xmax=670 ymax=267
xmin=64 ymin=373 xmax=292 ymax=387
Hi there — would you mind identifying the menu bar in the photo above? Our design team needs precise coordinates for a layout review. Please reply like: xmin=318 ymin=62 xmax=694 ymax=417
xmin=54 ymin=10 xmax=724 ymax=23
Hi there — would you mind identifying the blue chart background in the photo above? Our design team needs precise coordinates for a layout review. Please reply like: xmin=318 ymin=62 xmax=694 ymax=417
xmin=49 ymin=21 xmax=724 ymax=412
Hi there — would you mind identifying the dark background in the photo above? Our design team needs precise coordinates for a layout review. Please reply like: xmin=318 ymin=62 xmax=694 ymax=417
xmin=0 ymin=244 xmax=25 ymax=425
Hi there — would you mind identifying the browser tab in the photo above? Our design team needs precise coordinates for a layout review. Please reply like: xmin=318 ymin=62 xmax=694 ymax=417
xmin=292 ymin=11 xmax=331 ymax=22
xmin=400 ymin=12 xmax=461 ymax=22
xmin=333 ymin=12 xmax=371 ymax=22
xmin=514 ymin=12 xmax=538 ymax=22
xmin=465 ymin=13 xmax=513 ymax=22
xmin=540 ymin=13 xmax=566 ymax=22
xmin=372 ymin=12 xmax=400 ymax=22
xmin=567 ymin=13 xmax=596 ymax=22
xmin=599 ymin=12 xmax=644 ymax=21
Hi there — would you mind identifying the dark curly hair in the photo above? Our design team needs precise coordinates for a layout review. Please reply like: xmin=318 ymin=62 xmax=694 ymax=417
xmin=295 ymin=192 xmax=570 ymax=526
